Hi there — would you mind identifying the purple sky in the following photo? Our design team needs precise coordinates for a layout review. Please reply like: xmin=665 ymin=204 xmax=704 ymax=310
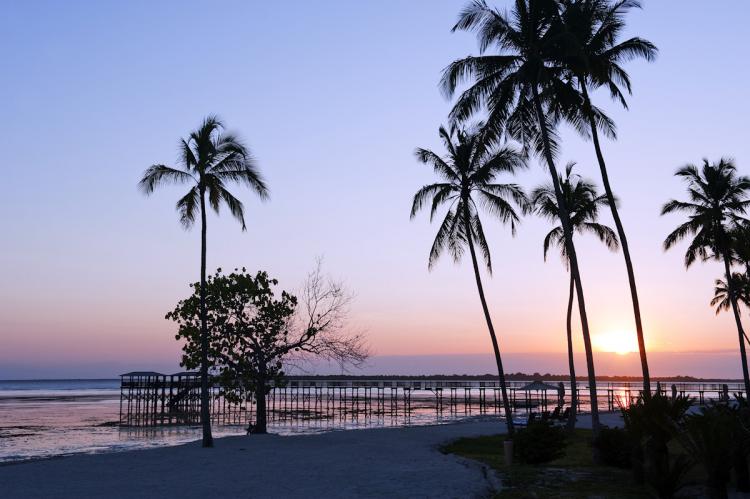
xmin=1 ymin=1 xmax=749 ymax=378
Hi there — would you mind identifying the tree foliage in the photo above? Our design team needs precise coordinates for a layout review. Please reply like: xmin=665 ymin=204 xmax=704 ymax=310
xmin=532 ymin=161 xmax=618 ymax=266
xmin=167 ymin=264 xmax=368 ymax=406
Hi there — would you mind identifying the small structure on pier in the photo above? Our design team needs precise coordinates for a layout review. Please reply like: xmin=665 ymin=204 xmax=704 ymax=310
xmin=119 ymin=371 xmax=202 ymax=426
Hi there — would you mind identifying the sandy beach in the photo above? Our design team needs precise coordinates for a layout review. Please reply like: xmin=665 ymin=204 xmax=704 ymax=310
xmin=0 ymin=414 xmax=622 ymax=499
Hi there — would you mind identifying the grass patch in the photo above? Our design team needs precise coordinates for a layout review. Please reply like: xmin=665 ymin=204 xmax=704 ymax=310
xmin=442 ymin=429 xmax=648 ymax=498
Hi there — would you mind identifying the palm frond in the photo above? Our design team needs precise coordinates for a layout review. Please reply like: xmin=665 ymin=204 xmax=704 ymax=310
xmin=410 ymin=183 xmax=454 ymax=220
xmin=175 ymin=186 xmax=200 ymax=229
xmin=139 ymin=165 xmax=195 ymax=194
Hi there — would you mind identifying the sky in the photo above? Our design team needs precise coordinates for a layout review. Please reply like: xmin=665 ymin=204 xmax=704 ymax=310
xmin=1 ymin=1 xmax=749 ymax=379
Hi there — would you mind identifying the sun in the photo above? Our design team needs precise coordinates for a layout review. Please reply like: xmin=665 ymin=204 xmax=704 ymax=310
xmin=593 ymin=331 xmax=639 ymax=355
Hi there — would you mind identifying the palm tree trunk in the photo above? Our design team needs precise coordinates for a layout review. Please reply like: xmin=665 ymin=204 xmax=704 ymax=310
xmin=462 ymin=205 xmax=515 ymax=436
xmin=581 ymin=82 xmax=651 ymax=396
xmin=199 ymin=189 xmax=214 ymax=448
xmin=253 ymin=355 xmax=268 ymax=434
xmin=722 ymin=247 xmax=750 ymax=397
xmin=566 ymin=272 xmax=578 ymax=432
xmin=532 ymin=87 xmax=601 ymax=447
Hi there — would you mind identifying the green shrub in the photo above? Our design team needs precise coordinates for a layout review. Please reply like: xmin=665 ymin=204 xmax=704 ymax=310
xmin=594 ymin=426 xmax=632 ymax=469
xmin=514 ymin=420 xmax=567 ymax=464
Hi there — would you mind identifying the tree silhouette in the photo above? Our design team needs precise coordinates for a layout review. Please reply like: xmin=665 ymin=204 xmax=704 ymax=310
xmin=662 ymin=158 xmax=750 ymax=397
xmin=552 ymin=0 xmax=658 ymax=394
xmin=533 ymin=163 xmax=618 ymax=431
xmin=411 ymin=123 xmax=528 ymax=435
xmin=442 ymin=0 xmax=607 ymax=443
xmin=139 ymin=116 xmax=268 ymax=447
xmin=711 ymin=274 xmax=750 ymax=316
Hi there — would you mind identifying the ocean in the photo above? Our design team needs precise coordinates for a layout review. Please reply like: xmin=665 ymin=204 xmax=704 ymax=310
xmin=0 ymin=379 xmax=470 ymax=463
xmin=0 ymin=379 xmax=215 ymax=463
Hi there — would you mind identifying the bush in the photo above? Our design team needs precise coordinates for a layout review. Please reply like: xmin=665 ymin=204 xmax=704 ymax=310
xmin=514 ymin=420 xmax=567 ymax=464
xmin=595 ymin=426 xmax=632 ymax=469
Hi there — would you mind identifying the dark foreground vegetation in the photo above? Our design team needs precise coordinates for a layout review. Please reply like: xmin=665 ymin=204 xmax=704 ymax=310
xmin=445 ymin=428 xmax=645 ymax=498
xmin=445 ymin=393 xmax=750 ymax=498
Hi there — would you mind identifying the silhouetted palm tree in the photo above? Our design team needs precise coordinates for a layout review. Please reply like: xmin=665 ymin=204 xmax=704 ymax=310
xmin=442 ymin=0 xmax=605 ymax=440
xmin=139 ymin=116 xmax=268 ymax=447
xmin=662 ymin=159 xmax=750 ymax=396
xmin=533 ymin=163 xmax=618 ymax=431
xmin=411 ymin=123 xmax=528 ymax=435
xmin=553 ymin=0 xmax=657 ymax=394
xmin=712 ymin=274 xmax=750 ymax=315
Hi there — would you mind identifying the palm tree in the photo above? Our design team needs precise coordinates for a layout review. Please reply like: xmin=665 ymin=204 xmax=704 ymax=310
xmin=552 ymin=0 xmax=658 ymax=394
xmin=411 ymin=123 xmax=528 ymax=435
xmin=662 ymin=158 xmax=750 ymax=397
xmin=139 ymin=116 xmax=269 ymax=447
xmin=711 ymin=273 xmax=750 ymax=316
xmin=442 ymin=0 xmax=606 ymax=440
xmin=532 ymin=163 xmax=618 ymax=431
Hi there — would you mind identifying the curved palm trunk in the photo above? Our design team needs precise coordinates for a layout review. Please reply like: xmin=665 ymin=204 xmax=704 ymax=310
xmin=722 ymin=247 xmax=750 ymax=397
xmin=199 ymin=190 xmax=214 ymax=448
xmin=581 ymin=83 xmax=651 ymax=396
xmin=566 ymin=272 xmax=578 ymax=432
xmin=532 ymin=88 xmax=601 ymax=448
xmin=462 ymin=207 xmax=515 ymax=436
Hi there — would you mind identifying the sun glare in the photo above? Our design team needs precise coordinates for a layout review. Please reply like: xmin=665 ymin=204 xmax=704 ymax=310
xmin=594 ymin=331 xmax=639 ymax=356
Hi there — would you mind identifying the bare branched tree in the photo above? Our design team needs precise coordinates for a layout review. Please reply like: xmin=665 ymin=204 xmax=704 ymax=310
xmin=168 ymin=261 xmax=368 ymax=434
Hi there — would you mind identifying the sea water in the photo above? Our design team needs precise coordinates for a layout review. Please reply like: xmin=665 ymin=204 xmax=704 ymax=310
xmin=0 ymin=379 xmax=474 ymax=463
xmin=0 ymin=379 xmax=205 ymax=462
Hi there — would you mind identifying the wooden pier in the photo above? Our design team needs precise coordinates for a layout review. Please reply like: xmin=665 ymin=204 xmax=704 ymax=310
xmin=119 ymin=373 xmax=745 ymax=428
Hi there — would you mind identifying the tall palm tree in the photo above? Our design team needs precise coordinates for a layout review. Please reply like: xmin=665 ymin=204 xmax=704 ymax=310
xmin=553 ymin=0 xmax=658 ymax=395
xmin=411 ymin=123 xmax=528 ymax=435
xmin=139 ymin=116 xmax=268 ymax=447
xmin=662 ymin=159 xmax=750 ymax=397
xmin=532 ymin=163 xmax=618 ymax=431
xmin=442 ymin=0 xmax=606 ymax=441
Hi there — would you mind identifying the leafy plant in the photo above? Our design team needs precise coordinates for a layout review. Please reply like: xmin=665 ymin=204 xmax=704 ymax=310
xmin=514 ymin=420 xmax=567 ymax=464
xmin=676 ymin=405 xmax=734 ymax=499
xmin=594 ymin=426 xmax=631 ymax=469
xmin=621 ymin=393 xmax=693 ymax=488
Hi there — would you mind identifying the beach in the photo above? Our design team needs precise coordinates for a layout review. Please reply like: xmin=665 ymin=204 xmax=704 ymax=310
xmin=0 ymin=414 xmax=622 ymax=499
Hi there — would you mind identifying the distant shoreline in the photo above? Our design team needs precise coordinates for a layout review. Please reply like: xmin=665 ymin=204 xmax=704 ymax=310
xmin=284 ymin=374 xmax=743 ymax=383
xmin=0 ymin=373 xmax=743 ymax=383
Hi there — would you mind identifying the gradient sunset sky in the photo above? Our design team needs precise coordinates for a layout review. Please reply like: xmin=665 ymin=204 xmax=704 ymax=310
xmin=1 ymin=1 xmax=749 ymax=378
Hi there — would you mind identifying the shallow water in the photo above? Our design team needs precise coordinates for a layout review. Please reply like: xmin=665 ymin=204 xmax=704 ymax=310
xmin=0 ymin=380 xmax=474 ymax=463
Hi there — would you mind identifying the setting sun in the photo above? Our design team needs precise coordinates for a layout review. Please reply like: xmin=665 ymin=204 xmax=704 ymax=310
xmin=593 ymin=331 xmax=639 ymax=356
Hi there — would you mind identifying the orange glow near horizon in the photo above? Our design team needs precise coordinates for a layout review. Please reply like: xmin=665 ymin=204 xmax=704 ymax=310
xmin=593 ymin=331 xmax=640 ymax=356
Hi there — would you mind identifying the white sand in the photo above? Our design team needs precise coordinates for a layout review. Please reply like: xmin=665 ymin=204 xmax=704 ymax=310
xmin=0 ymin=413 xmax=621 ymax=499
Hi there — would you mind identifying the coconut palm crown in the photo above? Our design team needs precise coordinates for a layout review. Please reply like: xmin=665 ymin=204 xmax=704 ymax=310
xmin=553 ymin=0 xmax=657 ymax=109
xmin=139 ymin=115 xmax=268 ymax=229
xmin=712 ymin=274 xmax=750 ymax=315
xmin=532 ymin=162 xmax=618 ymax=265
xmin=662 ymin=159 xmax=750 ymax=267
xmin=410 ymin=123 xmax=528 ymax=272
